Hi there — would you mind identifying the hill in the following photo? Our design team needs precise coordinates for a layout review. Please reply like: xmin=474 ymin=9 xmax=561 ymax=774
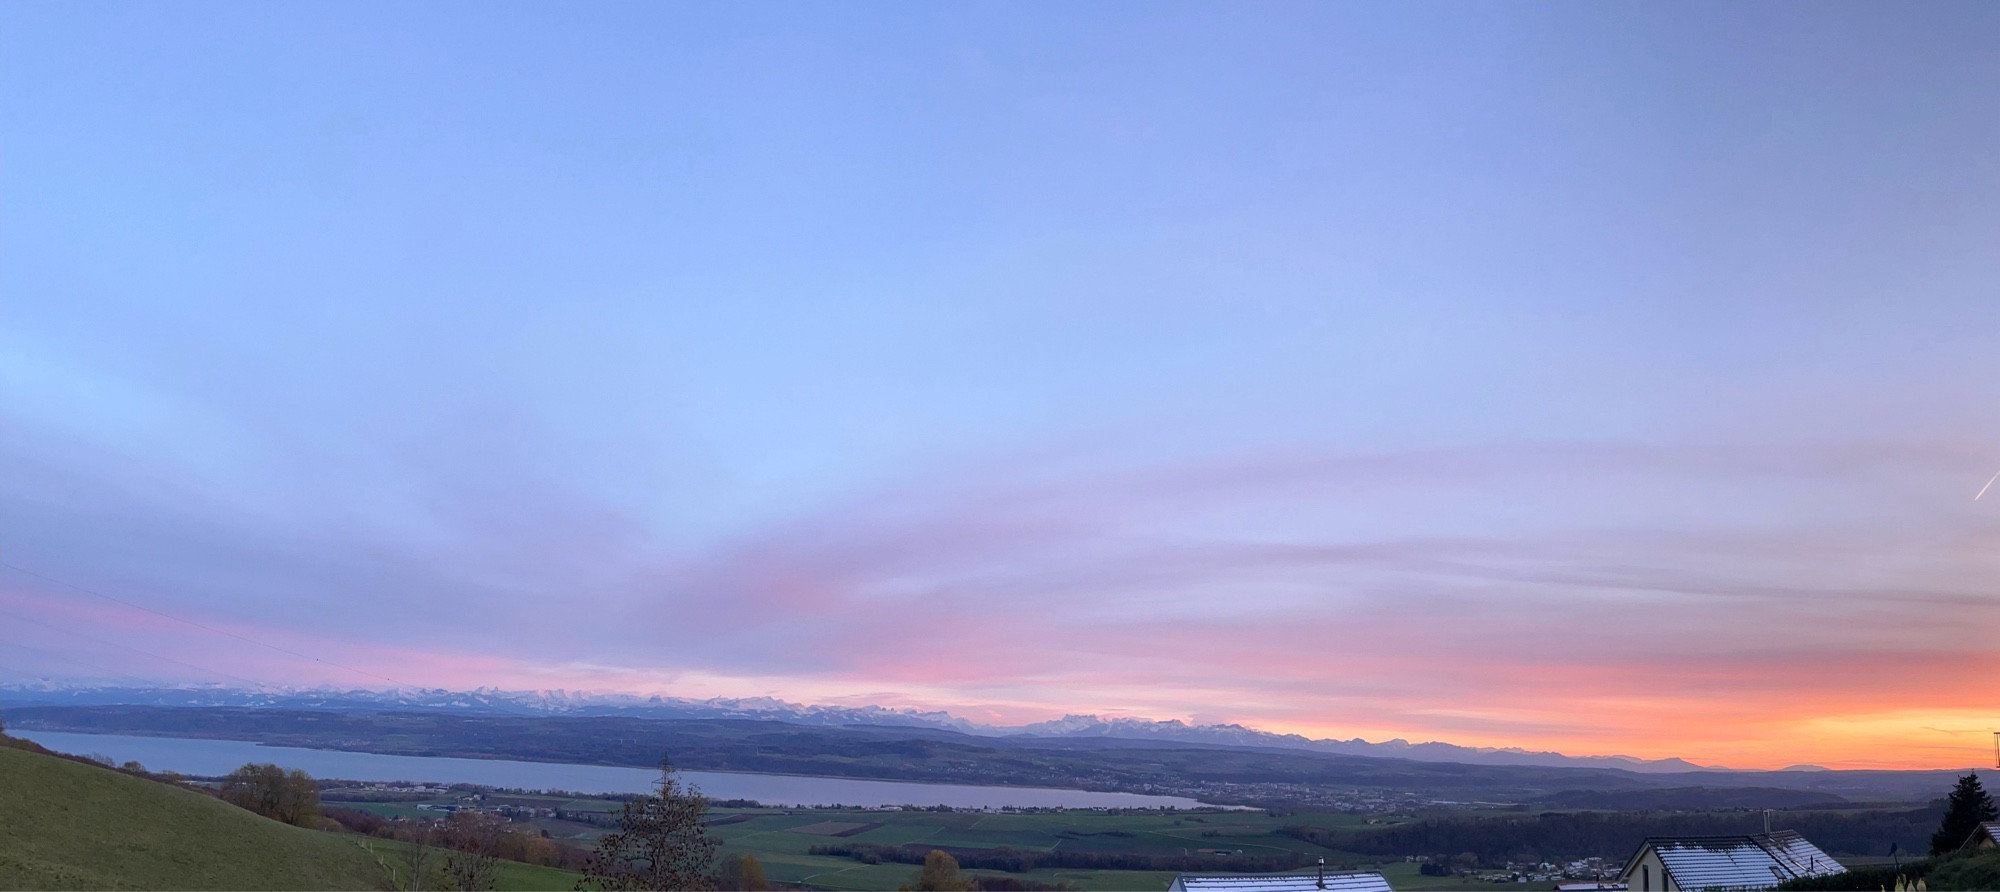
xmin=0 ymin=743 xmax=388 ymax=890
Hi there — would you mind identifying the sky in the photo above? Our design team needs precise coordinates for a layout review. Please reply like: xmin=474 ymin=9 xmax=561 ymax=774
xmin=3 ymin=2 xmax=1998 ymax=771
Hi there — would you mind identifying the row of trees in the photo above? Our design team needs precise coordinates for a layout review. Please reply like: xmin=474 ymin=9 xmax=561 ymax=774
xmin=219 ymin=762 xmax=322 ymax=828
xmin=341 ymin=808 xmax=593 ymax=872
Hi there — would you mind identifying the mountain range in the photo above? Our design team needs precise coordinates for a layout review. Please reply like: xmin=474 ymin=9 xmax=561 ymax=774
xmin=0 ymin=682 xmax=1729 ymax=773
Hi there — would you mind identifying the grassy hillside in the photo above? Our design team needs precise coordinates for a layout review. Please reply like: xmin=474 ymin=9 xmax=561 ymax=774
xmin=0 ymin=743 xmax=388 ymax=890
xmin=349 ymin=837 xmax=582 ymax=892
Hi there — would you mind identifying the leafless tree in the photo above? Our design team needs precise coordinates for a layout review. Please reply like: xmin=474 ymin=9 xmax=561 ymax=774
xmin=398 ymin=822 xmax=437 ymax=892
xmin=441 ymin=811 xmax=503 ymax=891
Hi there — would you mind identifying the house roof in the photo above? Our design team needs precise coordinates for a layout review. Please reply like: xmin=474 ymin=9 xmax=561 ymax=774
xmin=1619 ymin=831 xmax=1845 ymax=891
xmin=1168 ymin=870 xmax=1394 ymax=892
xmin=1963 ymin=822 xmax=2000 ymax=849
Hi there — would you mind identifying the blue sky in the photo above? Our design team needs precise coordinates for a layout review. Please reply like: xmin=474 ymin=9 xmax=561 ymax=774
xmin=4 ymin=2 xmax=1999 ymax=767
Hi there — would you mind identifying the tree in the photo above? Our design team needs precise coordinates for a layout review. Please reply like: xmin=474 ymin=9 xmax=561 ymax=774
xmin=219 ymin=763 xmax=322 ymax=828
xmin=1929 ymin=772 xmax=1999 ymax=854
xmin=579 ymin=755 xmax=718 ymax=891
xmin=717 ymin=854 xmax=770 ymax=891
xmin=441 ymin=812 xmax=503 ymax=891
xmin=900 ymin=850 xmax=975 ymax=891
xmin=397 ymin=822 xmax=437 ymax=892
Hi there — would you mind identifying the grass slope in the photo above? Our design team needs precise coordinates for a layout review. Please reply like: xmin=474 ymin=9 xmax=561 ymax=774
xmin=350 ymin=838 xmax=582 ymax=892
xmin=0 ymin=744 xmax=387 ymax=890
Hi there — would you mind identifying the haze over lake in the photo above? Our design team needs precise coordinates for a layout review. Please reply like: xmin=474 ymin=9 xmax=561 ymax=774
xmin=13 ymin=730 xmax=1214 ymax=809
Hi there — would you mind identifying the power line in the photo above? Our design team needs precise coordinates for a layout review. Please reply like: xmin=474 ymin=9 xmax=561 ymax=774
xmin=0 ymin=560 xmax=407 ymax=688
xmin=0 ymin=607 xmax=272 ymax=689
xmin=0 ymin=635 xmax=164 ymax=686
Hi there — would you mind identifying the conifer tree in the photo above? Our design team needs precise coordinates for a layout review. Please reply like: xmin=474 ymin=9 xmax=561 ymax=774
xmin=1929 ymin=772 xmax=1998 ymax=855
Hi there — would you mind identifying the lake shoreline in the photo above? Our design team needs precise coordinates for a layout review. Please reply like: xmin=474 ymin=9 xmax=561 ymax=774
xmin=11 ymin=729 xmax=1220 ymax=810
xmin=9 ymin=723 xmax=1090 ymax=788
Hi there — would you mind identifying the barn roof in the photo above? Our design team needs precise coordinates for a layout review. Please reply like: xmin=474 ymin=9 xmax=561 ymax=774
xmin=1620 ymin=831 xmax=1845 ymax=891
xmin=1168 ymin=870 xmax=1394 ymax=892
xmin=1963 ymin=822 xmax=2000 ymax=849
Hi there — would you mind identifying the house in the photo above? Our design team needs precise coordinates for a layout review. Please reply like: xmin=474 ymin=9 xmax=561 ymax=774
xmin=1617 ymin=831 xmax=1846 ymax=891
xmin=1166 ymin=869 xmax=1394 ymax=892
xmin=1961 ymin=821 xmax=2000 ymax=850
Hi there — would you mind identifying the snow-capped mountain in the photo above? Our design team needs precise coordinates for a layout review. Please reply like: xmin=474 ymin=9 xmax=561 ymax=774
xmin=1004 ymin=714 xmax=1722 ymax=772
xmin=0 ymin=683 xmax=981 ymax=730
xmin=0 ymin=682 xmax=1718 ymax=772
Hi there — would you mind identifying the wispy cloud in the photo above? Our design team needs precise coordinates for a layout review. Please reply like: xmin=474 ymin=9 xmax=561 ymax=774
xmin=6 ymin=432 xmax=1998 ymax=768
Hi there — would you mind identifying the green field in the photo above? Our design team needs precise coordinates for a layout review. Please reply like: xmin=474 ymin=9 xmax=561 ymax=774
xmin=694 ymin=807 xmax=1395 ymax=891
xmin=0 ymin=743 xmax=389 ymax=890
xmin=329 ymin=793 xmax=1397 ymax=890
xmin=329 ymin=788 xmax=1419 ymax=891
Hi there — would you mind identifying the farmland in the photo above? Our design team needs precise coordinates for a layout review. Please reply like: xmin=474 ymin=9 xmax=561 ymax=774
xmin=326 ymin=781 xmax=1488 ymax=890
xmin=325 ymin=776 xmax=1959 ymax=891
xmin=703 ymin=808 xmax=1388 ymax=891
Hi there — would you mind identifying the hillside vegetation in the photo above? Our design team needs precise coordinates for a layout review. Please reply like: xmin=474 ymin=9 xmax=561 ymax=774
xmin=1777 ymin=848 xmax=2000 ymax=891
xmin=0 ymin=744 xmax=387 ymax=890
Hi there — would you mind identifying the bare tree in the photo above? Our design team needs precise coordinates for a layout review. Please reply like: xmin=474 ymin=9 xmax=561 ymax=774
xmin=579 ymin=756 xmax=717 ymax=891
xmin=441 ymin=811 xmax=502 ymax=891
xmin=398 ymin=822 xmax=438 ymax=892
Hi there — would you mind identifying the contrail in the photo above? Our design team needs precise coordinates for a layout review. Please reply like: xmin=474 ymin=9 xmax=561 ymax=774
xmin=1978 ymin=470 xmax=2000 ymax=501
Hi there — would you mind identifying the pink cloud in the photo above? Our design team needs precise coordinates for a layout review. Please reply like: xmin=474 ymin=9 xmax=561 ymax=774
xmin=7 ymin=438 xmax=1997 ymax=769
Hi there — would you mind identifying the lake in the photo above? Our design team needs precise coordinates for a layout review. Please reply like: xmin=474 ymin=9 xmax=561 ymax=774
xmin=11 ymin=730 xmax=1214 ymax=809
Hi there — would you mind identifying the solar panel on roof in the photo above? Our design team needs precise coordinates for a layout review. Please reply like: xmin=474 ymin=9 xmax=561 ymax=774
xmin=1168 ymin=870 xmax=1394 ymax=892
xmin=1625 ymin=832 xmax=1845 ymax=891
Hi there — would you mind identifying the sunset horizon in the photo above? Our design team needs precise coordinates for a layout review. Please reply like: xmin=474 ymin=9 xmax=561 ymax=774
xmin=7 ymin=11 xmax=2000 ymax=879
xmin=10 ymin=676 xmax=1996 ymax=774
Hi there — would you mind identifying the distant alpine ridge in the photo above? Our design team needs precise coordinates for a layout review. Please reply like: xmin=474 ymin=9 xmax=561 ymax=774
xmin=0 ymin=682 xmax=1725 ymax=773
